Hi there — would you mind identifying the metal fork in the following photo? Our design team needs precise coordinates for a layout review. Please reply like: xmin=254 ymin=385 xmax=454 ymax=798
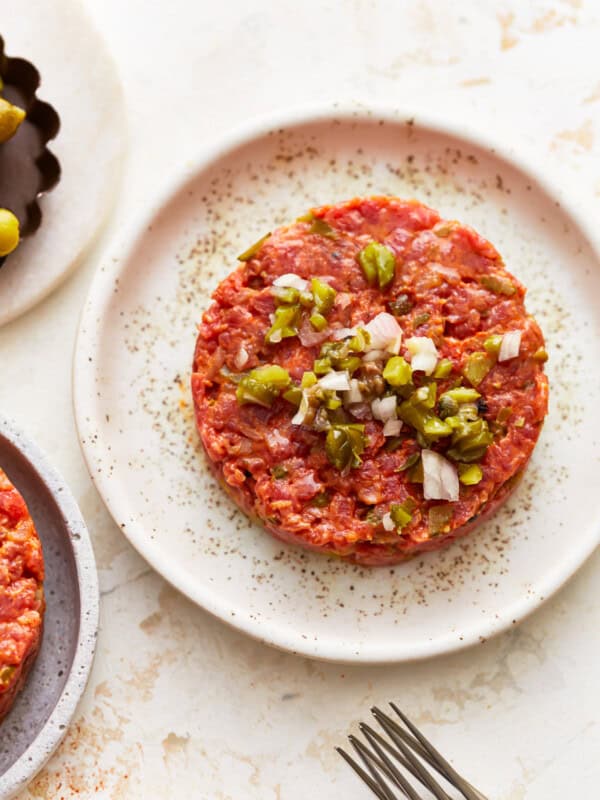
xmin=337 ymin=703 xmax=489 ymax=800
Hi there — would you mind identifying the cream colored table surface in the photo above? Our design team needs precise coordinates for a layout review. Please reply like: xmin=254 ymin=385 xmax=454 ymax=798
xmin=2 ymin=1 xmax=600 ymax=797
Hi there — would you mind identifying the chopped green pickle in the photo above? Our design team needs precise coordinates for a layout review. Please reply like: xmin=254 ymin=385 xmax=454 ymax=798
xmin=398 ymin=401 xmax=452 ymax=440
xmin=311 ymin=277 xmax=336 ymax=314
xmin=357 ymin=241 xmax=397 ymax=289
xmin=390 ymin=500 xmax=414 ymax=530
xmin=433 ymin=358 xmax=453 ymax=379
xmin=265 ymin=305 xmax=301 ymax=343
xmin=479 ymin=274 xmax=516 ymax=296
xmin=445 ymin=417 xmax=493 ymax=462
xmin=383 ymin=356 xmax=412 ymax=387
xmin=384 ymin=437 xmax=404 ymax=452
xmin=483 ymin=334 xmax=503 ymax=355
xmin=533 ymin=347 xmax=548 ymax=362
xmin=413 ymin=312 xmax=430 ymax=327
xmin=311 ymin=492 xmax=330 ymax=507
xmin=389 ymin=294 xmax=413 ymax=316
xmin=407 ymin=458 xmax=424 ymax=483
xmin=299 ymin=290 xmax=315 ymax=307
xmin=236 ymin=365 xmax=290 ymax=407
xmin=413 ymin=383 xmax=437 ymax=410
xmin=301 ymin=371 xmax=317 ymax=388
xmin=309 ymin=312 xmax=328 ymax=331
xmin=396 ymin=452 xmax=420 ymax=472
xmin=423 ymin=416 xmax=453 ymax=437
xmin=338 ymin=355 xmax=362 ymax=373
xmin=296 ymin=211 xmax=314 ymax=223
xmin=458 ymin=463 xmax=483 ymax=485
xmin=440 ymin=387 xmax=481 ymax=404
xmin=309 ymin=217 xmax=336 ymax=237
xmin=324 ymin=393 xmax=342 ymax=410
xmin=313 ymin=357 xmax=332 ymax=375
xmin=273 ymin=286 xmax=300 ymax=304
xmin=496 ymin=406 xmax=512 ymax=423
xmin=348 ymin=328 xmax=370 ymax=352
xmin=237 ymin=232 xmax=271 ymax=261
xmin=514 ymin=417 xmax=525 ymax=428
xmin=325 ymin=424 xmax=366 ymax=471
xmin=282 ymin=386 xmax=302 ymax=405
xmin=464 ymin=351 xmax=493 ymax=386
xmin=428 ymin=505 xmax=453 ymax=534
xmin=271 ymin=465 xmax=288 ymax=480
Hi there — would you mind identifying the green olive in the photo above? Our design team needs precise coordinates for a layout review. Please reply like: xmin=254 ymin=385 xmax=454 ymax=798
xmin=0 ymin=97 xmax=26 ymax=143
xmin=0 ymin=208 xmax=20 ymax=256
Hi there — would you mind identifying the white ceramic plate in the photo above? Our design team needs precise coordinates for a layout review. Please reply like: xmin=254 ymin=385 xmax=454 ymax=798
xmin=74 ymin=107 xmax=600 ymax=663
xmin=0 ymin=0 xmax=126 ymax=327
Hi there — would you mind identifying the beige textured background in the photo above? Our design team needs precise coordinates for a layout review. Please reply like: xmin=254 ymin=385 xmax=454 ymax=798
xmin=1 ymin=1 xmax=599 ymax=797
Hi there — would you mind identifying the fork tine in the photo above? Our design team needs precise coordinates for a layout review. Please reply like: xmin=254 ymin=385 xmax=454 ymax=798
xmin=359 ymin=723 xmax=416 ymax=776
xmin=336 ymin=746 xmax=391 ymax=800
xmin=370 ymin=712 xmax=453 ymax=800
xmin=349 ymin=735 xmax=405 ymax=800
xmin=358 ymin=724 xmax=428 ymax=800
xmin=389 ymin=704 xmax=486 ymax=800
xmin=372 ymin=705 xmax=456 ymax=787
xmin=359 ymin=723 xmax=451 ymax=800
xmin=371 ymin=707 xmax=434 ymax=766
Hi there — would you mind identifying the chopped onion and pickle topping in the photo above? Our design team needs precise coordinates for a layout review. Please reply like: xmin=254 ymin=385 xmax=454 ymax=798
xmin=230 ymin=266 xmax=532 ymax=533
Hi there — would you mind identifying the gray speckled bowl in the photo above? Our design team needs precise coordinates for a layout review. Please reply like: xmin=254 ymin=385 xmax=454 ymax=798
xmin=0 ymin=416 xmax=98 ymax=799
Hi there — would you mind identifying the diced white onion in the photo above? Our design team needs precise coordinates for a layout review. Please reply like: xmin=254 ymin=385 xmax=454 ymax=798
xmin=422 ymin=450 xmax=459 ymax=502
xmin=371 ymin=396 xmax=397 ymax=422
xmin=291 ymin=391 xmax=310 ymax=426
xmin=318 ymin=370 xmax=351 ymax=392
xmin=233 ymin=346 xmax=249 ymax=370
xmin=406 ymin=336 xmax=439 ymax=375
xmin=313 ymin=408 xmax=330 ymax=431
xmin=273 ymin=273 xmax=308 ymax=291
xmin=364 ymin=313 xmax=403 ymax=352
xmin=331 ymin=327 xmax=357 ymax=341
xmin=498 ymin=330 xmax=522 ymax=362
xmin=382 ymin=512 xmax=395 ymax=532
xmin=387 ymin=332 xmax=403 ymax=355
xmin=348 ymin=402 xmax=372 ymax=420
xmin=298 ymin=319 xmax=330 ymax=347
xmin=345 ymin=378 xmax=363 ymax=404
xmin=363 ymin=349 xmax=388 ymax=362
xmin=383 ymin=419 xmax=403 ymax=437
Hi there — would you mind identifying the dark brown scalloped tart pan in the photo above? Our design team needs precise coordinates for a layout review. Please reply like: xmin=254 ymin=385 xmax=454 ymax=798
xmin=0 ymin=36 xmax=60 ymax=265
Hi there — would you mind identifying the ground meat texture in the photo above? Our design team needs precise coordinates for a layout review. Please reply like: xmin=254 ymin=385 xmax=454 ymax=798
xmin=0 ymin=468 xmax=45 ymax=719
xmin=192 ymin=196 xmax=548 ymax=566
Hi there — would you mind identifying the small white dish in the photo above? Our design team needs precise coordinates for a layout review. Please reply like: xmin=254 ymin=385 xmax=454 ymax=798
xmin=0 ymin=0 xmax=126 ymax=327
xmin=74 ymin=105 xmax=600 ymax=663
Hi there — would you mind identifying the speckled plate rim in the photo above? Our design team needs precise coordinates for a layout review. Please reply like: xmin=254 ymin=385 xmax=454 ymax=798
xmin=73 ymin=103 xmax=600 ymax=664
xmin=0 ymin=416 xmax=99 ymax=798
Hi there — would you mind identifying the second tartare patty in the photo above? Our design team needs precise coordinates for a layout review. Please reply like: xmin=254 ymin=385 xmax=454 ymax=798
xmin=0 ymin=468 xmax=45 ymax=719
xmin=192 ymin=196 xmax=548 ymax=565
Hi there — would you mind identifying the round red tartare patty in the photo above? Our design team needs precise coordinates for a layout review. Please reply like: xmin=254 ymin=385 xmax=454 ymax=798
xmin=0 ymin=468 xmax=44 ymax=718
xmin=192 ymin=196 xmax=548 ymax=566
